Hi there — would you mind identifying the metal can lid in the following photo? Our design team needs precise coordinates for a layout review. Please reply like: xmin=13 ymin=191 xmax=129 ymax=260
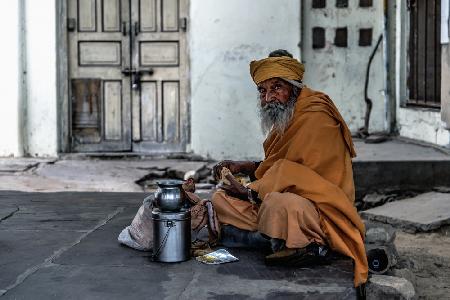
xmin=151 ymin=208 xmax=190 ymax=221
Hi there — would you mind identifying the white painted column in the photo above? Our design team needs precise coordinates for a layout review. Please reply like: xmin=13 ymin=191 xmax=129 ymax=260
xmin=189 ymin=0 xmax=301 ymax=160
xmin=0 ymin=1 xmax=21 ymax=157
xmin=24 ymin=0 xmax=58 ymax=157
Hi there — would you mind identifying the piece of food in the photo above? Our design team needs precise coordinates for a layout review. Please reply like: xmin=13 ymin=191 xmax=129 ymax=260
xmin=220 ymin=167 xmax=233 ymax=185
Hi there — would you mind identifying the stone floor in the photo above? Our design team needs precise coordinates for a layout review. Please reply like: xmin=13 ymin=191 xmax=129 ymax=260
xmin=0 ymin=192 xmax=356 ymax=299
xmin=1 ymin=137 xmax=450 ymax=299
xmin=0 ymin=138 xmax=449 ymax=196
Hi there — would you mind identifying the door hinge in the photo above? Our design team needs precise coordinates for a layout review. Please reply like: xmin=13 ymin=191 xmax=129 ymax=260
xmin=180 ymin=17 xmax=187 ymax=32
xmin=67 ymin=18 xmax=76 ymax=31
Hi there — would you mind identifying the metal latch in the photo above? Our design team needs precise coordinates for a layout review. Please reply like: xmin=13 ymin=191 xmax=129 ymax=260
xmin=122 ymin=68 xmax=154 ymax=90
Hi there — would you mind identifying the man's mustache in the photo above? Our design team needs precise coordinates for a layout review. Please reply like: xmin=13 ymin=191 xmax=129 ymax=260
xmin=262 ymin=102 xmax=287 ymax=110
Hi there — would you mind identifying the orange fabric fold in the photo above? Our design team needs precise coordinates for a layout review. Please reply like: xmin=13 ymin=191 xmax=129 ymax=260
xmin=248 ymin=87 xmax=367 ymax=287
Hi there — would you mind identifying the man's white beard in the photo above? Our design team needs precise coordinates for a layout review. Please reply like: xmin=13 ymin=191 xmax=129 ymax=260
xmin=258 ymin=96 xmax=297 ymax=135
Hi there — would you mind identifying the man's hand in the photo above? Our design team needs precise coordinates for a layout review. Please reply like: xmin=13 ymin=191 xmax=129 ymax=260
xmin=213 ymin=160 xmax=257 ymax=180
xmin=220 ymin=174 xmax=249 ymax=201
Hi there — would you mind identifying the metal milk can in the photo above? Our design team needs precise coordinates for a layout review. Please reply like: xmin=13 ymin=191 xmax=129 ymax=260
xmin=152 ymin=208 xmax=191 ymax=262
xmin=151 ymin=180 xmax=191 ymax=262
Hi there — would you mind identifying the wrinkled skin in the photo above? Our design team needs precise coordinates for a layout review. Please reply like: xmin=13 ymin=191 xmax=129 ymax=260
xmin=257 ymin=77 xmax=293 ymax=106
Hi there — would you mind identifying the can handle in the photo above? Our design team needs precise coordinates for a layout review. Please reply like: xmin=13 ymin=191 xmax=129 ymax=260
xmin=152 ymin=225 xmax=173 ymax=261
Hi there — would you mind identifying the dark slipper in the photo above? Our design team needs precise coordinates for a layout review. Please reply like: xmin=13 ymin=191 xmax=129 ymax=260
xmin=265 ymin=243 xmax=330 ymax=267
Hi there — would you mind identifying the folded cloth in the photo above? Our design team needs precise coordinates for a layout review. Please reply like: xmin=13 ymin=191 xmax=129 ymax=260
xmin=185 ymin=190 xmax=220 ymax=245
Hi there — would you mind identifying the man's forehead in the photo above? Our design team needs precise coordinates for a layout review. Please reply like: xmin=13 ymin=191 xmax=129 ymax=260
xmin=257 ymin=77 xmax=286 ymax=87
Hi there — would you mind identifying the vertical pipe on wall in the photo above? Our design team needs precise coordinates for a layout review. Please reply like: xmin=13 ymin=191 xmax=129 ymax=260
xmin=386 ymin=0 xmax=398 ymax=134
xmin=56 ymin=0 xmax=70 ymax=153
xmin=19 ymin=0 xmax=27 ymax=156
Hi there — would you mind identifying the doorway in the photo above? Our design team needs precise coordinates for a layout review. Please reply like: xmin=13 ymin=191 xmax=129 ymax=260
xmin=66 ymin=0 xmax=189 ymax=153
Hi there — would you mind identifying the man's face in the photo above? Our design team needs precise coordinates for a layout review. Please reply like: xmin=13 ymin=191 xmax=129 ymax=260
xmin=257 ymin=78 xmax=298 ymax=135
xmin=257 ymin=77 xmax=293 ymax=106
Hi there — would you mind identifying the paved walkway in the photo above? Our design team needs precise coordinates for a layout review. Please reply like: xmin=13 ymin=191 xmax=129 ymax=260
xmin=0 ymin=192 xmax=355 ymax=299
xmin=1 ymin=138 xmax=449 ymax=299
xmin=0 ymin=138 xmax=449 ymax=195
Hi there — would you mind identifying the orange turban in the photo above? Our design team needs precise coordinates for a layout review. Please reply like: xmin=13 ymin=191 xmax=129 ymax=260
xmin=250 ymin=56 xmax=305 ymax=85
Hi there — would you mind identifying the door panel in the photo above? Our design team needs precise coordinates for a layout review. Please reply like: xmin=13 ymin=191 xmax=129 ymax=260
xmin=140 ymin=81 xmax=158 ymax=141
xmin=102 ymin=0 xmax=121 ymax=32
xmin=162 ymin=81 xmax=180 ymax=143
xmin=68 ymin=0 xmax=131 ymax=152
xmin=131 ymin=0 xmax=188 ymax=153
xmin=78 ymin=0 xmax=97 ymax=32
xmin=162 ymin=0 xmax=179 ymax=31
xmin=140 ymin=0 xmax=157 ymax=32
xmin=78 ymin=41 xmax=122 ymax=66
xmin=71 ymin=79 xmax=102 ymax=144
xmin=104 ymin=80 xmax=123 ymax=140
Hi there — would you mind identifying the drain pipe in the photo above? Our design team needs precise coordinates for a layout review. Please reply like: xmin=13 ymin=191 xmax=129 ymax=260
xmin=359 ymin=34 xmax=383 ymax=138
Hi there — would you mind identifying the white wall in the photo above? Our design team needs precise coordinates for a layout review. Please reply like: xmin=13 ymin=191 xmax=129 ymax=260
xmin=397 ymin=108 xmax=450 ymax=146
xmin=24 ymin=0 xmax=58 ymax=157
xmin=302 ymin=0 xmax=387 ymax=133
xmin=0 ymin=1 xmax=21 ymax=157
xmin=189 ymin=0 xmax=301 ymax=160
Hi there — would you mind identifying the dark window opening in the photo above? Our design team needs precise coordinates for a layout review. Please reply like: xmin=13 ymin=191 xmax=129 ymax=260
xmin=313 ymin=27 xmax=326 ymax=49
xmin=359 ymin=0 xmax=373 ymax=7
xmin=334 ymin=27 xmax=348 ymax=47
xmin=336 ymin=0 xmax=348 ymax=8
xmin=359 ymin=28 xmax=373 ymax=46
xmin=312 ymin=0 xmax=326 ymax=9
xmin=407 ymin=0 xmax=441 ymax=108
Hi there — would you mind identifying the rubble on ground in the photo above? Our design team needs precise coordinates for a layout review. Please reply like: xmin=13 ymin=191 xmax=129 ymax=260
xmin=367 ymin=275 xmax=416 ymax=300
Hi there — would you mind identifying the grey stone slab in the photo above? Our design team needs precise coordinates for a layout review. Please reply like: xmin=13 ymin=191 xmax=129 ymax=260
xmin=3 ymin=261 xmax=355 ymax=300
xmin=0 ymin=192 xmax=142 ymax=291
xmin=367 ymin=275 xmax=416 ymax=300
xmin=54 ymin=205 xmax=355 ymax=299
xmin=0 ymin=158 xmax=55 ymax=173
xmin=54 ymin=206 xmax=151 ymax=266
xmin=0 ymin=193 xmax=143 ymax=231
xmin=0 ymin=191 xmax=145 ymax=206
xmin=0 ymin=192 xmax=356 ymax=299
xmin=353 ymin=139 xmax=450 ymax=162
xmin=362 ymin=192 xmax=450 ymax=232
xmin=0 ymin=206 xmax=18 ymax=221
xmin=0 ymin=229 xmax=82 ymax=289
xmin=0 ymin=265 xmax=169 ymax=300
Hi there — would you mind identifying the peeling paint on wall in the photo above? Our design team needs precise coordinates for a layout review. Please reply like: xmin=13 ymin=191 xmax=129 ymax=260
xmin=302 ymin=0 xmax=387 ymax=133
xmin=397 ymin=107 xmax=450 ymax=147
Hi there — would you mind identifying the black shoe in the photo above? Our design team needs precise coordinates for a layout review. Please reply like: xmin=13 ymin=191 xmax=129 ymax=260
xmin=265 ymin=243 xmax=330 ymax=267
xmin=220 ymin=225 xmax=271 ymax=249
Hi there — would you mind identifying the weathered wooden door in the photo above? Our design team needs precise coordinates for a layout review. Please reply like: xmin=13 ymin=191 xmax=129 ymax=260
xmin=130 ymin=0 xmax=189 ymax=152
xmin=67 ymin=0 xmax=188 ymax=153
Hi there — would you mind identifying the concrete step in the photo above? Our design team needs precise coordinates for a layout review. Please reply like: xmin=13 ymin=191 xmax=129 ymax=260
xmin=353 ymin=139 xmax=450 ymax=199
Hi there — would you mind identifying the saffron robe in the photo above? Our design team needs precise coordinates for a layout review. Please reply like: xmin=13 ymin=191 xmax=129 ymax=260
xmin=213 ymin=87 xmax=368 ymax=287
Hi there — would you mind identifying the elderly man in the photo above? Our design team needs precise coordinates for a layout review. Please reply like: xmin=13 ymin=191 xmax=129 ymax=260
xmin=211 ymin=50 xmax=368 ymax=289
